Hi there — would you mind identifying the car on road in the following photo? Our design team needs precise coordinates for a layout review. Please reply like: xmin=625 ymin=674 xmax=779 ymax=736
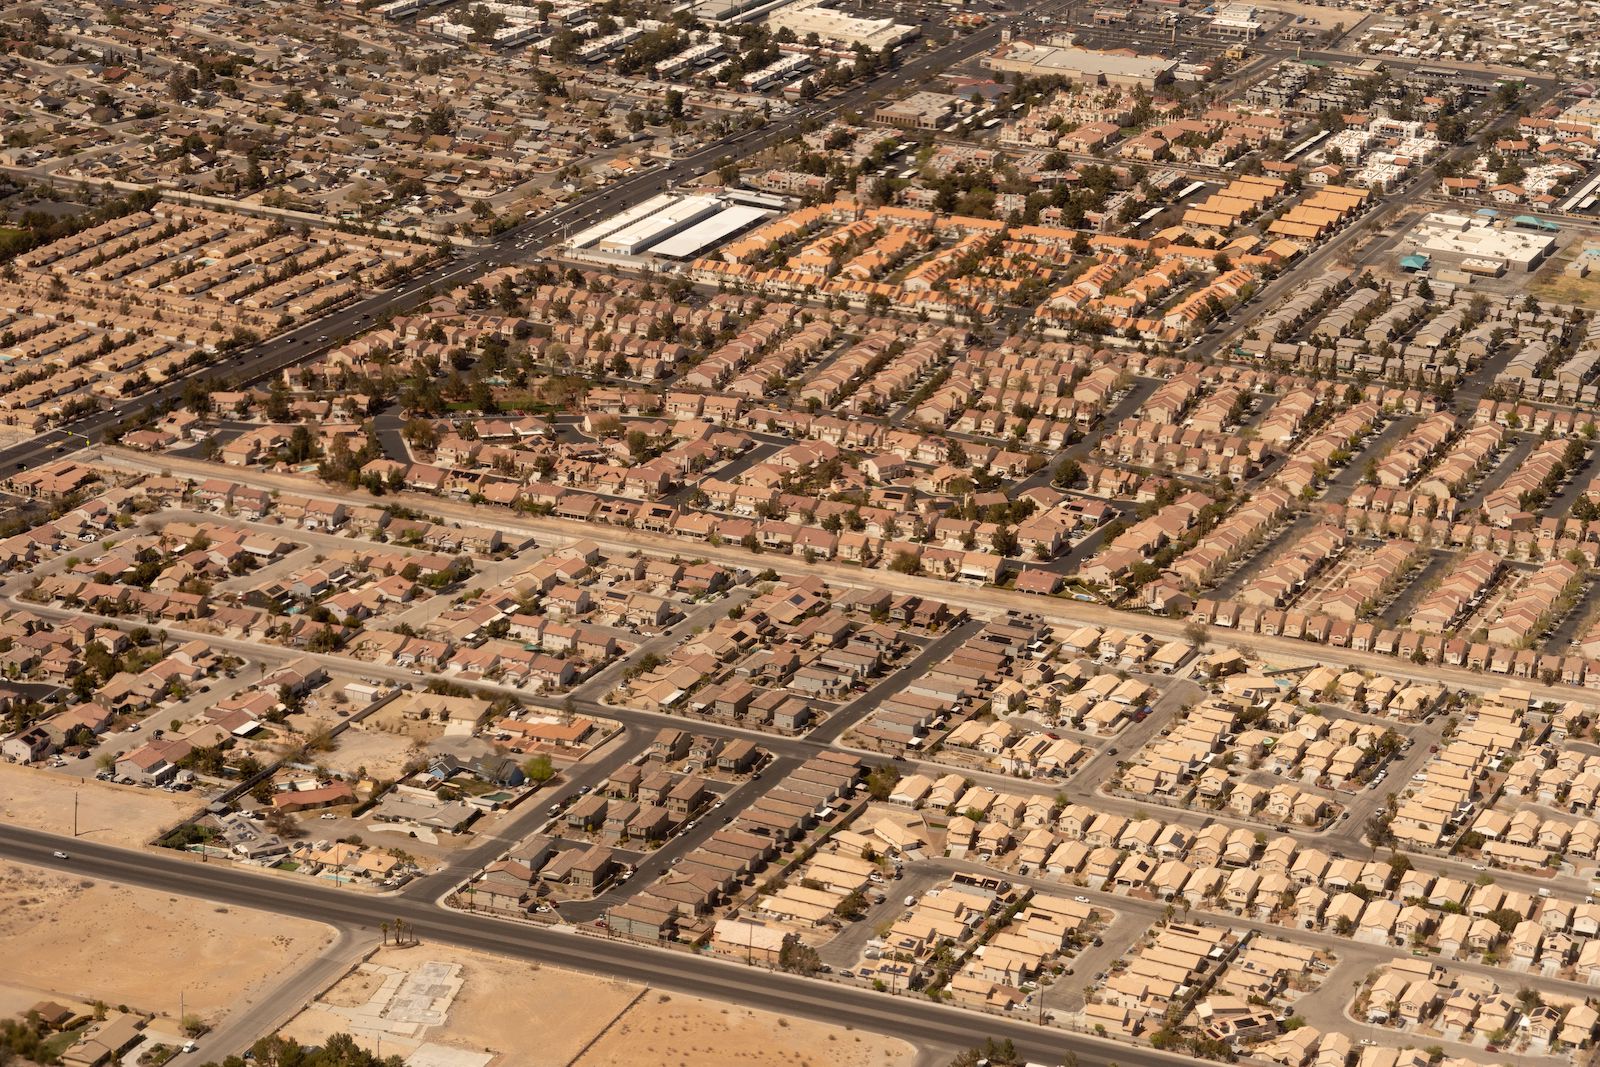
xmin=52 ymin=851 xmax=68 ymax=859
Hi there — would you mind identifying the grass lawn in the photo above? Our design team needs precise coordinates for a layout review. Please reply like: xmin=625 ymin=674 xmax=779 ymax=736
xmin=39 ymin=1022 xmax=89 ymax=1060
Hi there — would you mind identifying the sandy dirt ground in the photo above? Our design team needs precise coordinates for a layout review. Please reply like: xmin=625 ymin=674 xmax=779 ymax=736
xmin=322 ymin=726 xmax=423 ymax=780
xmin=1531 ymin=247 xmax=1600 ymax=309
xmin=574 ymin=992 xmax=917 ymax=1067
xmin=282 ymin=943 xmax=915 ymax=1067
xmin=0 ymin=761 xmax=200 ymax=848
xmin=0 ymin=859 xmax=334 ymax=1029
xmin=284 ymin=944 xmax=640 ymax=1065
xmin=1254 ymin=0 xmax=1360 ymax=30
xmin=362 ymin=699 xmax=448 ymax=743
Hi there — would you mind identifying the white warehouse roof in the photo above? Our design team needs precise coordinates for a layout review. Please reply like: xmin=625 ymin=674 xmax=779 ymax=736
xmin=566 ymin=193 xmax=679 ymax=250
xmin=647 ymin=205 xmax=773 ymax=259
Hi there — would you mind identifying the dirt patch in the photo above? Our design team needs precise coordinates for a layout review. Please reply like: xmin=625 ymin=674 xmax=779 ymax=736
xmin=0 ymin=859 xmax=333 ymax=1030
xmin=283 ymin=944 xmax=641 ymax=1065
xmin=1530 ymin=248 xmax=1600 ymax=309
xmin=0 ymin=761 xmax=199 ymax=848
xmin=573 ymin=992 xmax=917 ymax=1067
xmin=320 ymin=968 xmax=384 ymax=1009
xmin=1253 ymin=0 xmax=1360 ymax=31
xmin=361 ymin=699 xmax=448 ymax=743
xmin=324 ymin=726 xmax=423 ymax=780
xmin=282 ymin=944 xmax=914 ymax=1067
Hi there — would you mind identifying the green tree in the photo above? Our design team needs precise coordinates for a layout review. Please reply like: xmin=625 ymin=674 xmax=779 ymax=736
xmin=522 ymin=754 xmax=555 ymax=783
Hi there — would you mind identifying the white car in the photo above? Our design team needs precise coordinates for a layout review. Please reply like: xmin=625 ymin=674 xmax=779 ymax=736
xmin=52 ymin=851 xmax=68 ymax=860
xmin=1074 ymin=895 xmax=1090 ymax=904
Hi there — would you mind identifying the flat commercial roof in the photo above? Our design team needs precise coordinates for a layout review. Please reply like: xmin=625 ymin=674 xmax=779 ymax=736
xmin=599 ymin=195 xmax=723 ymax=254
xmin=567 ymin=193 xmax=678 ymax=249
xmin=989 ymin=42 xmax=1176 ymax=81
xmin=647 ymin=204 xmax=773 ymax=259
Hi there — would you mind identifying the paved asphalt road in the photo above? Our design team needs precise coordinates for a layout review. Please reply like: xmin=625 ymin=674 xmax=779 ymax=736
xmin=0 ymin=823 xmax=1200 ymax=1067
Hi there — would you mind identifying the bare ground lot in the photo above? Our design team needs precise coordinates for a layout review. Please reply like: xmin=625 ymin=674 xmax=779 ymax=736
xmin=281 ymin=943 xmax=916 ymax=1067
xmin=283 ymin=944 xmax=640 ymax=1066
xmin=1530 ymin=247 xmax=1600 ymax=309
xmin=0 ymin=761 xmax=199 ymax=848
xmin=361 ymin=698 xmax=449 ymax=743
xmin=0 ymin=859 xmax=333 ymax=1029
xmin=322 ymin=725 xmax=422 ymax=780
xmin=574 ymin=991 xmax=917 ymax=1067
xmin=1254 ymin=0 xmax=1360 ymax=30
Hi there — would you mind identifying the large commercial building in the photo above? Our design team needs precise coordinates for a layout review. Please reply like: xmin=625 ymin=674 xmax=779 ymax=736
xmin=1209 ymin=3 xmax=1264 ymax=38
xmin=982 ymin=42 xmax=1176 ymax=89
xmin=567 ymin=193 xmax=681 ymax=251
xmin=1404 ymin=212 xmax=1557 ymax=275
xmin=873 ymin=91 xmax=961 ymax=130
xmin=647 ymin=204 xmax=773 ymax=259
xmin=766 ymin=1 xmax=918 ymax=50
xmin=569 ymin=195 xmax=776 ymax=260
xmin=597 ymin=195 xmax=724 ymax=255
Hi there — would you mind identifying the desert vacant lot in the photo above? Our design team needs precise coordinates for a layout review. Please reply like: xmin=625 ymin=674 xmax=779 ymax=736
xmin=0 ymin=859 xmax=333 ymax=1030
xmin=1254 ymin=0 xmax=1360 ymax=31
xmin=321 ymin=725 xmax=421 ymax=780
xmin=283 ymin=943 xmax=915 ymax=1067
xmin=0 ymin=761 xmax=199 ymax=848
xmin=1530 ymin=247 xmax=1600 ymax=309
xmin=574 ymin=992 xmax=917 ymax=1067
xmin=285 ymin=944 xmax=638 ymax=1065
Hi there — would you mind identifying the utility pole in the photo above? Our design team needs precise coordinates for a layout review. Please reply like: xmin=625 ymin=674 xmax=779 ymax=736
xmin=73 ymin=788 xmax=78 ymax=838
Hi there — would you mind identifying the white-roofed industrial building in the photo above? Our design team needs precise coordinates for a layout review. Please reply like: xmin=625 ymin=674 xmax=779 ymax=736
xmin=1405 ymin=212 xmax=1557 ymax=273
xmin=646 ymin=205 xmax=774 ymax=259
xmin=766 ymin=1 xmax=918 ymax=50
xmin=567 ymin=193 xmax=680 ymax=250
xmin=598 ymin=195 xmax=725 ymax=255
xmin=982 ymin=42 xmax=1176 ymax=89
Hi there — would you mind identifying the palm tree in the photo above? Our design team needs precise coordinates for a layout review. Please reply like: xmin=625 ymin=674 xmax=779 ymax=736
xmin=380 ymin=921 xmax=389 ymax=945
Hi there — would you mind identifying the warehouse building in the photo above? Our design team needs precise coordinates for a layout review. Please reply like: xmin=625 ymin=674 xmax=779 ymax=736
xmin=982 ymin=42 xmax=1175 ymax=89
xmin=598 ymin=196 xmax=725 ymax=255
xmin=647 ymin=204 xmax=774 ymax=259
xmin=1404 ymin=212 xmax=1556 ymax=275
xmin=567 ymin=193 xmax=681 ymax=251
xmin=767 ymin=1 xmax=918 ymax=50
